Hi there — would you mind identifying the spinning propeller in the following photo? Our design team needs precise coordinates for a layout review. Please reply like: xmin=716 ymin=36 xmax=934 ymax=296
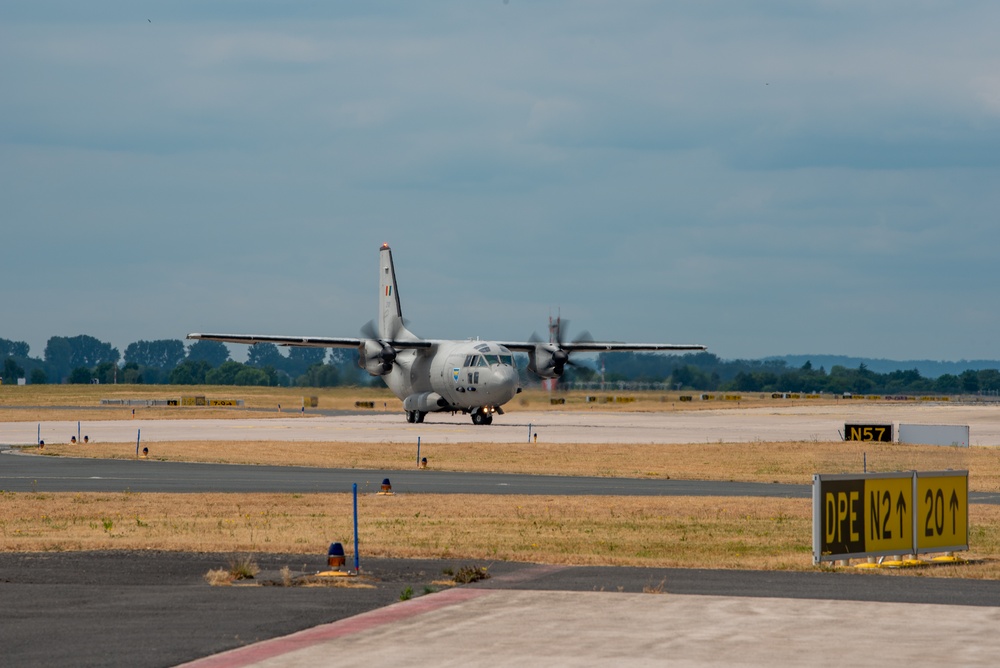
xmin=527 ymin=320 xmax=593 ymax=378
xmin=360 ymin=319 xmax=402 ymax=374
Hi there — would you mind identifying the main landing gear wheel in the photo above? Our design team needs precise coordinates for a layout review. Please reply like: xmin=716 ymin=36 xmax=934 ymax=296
xmin=406 ymin=411 xmax=427 ymax=423
xmin=471 ymin=410 xmax=493 ymax=426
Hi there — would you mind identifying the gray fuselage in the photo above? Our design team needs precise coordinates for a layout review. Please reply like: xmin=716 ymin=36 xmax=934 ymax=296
xmin=385 ymin=339 xmax=519 ymax=414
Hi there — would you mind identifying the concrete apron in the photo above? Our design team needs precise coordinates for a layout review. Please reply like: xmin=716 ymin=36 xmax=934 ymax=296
xmin=182 ymin=588 xmax=1000 ymax=668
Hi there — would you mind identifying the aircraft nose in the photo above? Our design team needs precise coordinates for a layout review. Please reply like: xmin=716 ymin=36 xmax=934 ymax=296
xmin=495 ymin=364 xmax=516 ymax=382
xmin=490 ymin=365 xmax=519 ymax=399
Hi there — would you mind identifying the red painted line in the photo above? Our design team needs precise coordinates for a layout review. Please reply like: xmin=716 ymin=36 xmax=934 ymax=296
xmin=179 ymin=587 xmax=490 ymax=668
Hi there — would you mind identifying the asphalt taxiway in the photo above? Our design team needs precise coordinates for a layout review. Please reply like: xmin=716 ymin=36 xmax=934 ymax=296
xmin=0 ymin=449 xmax=810 ymax=497
xmin=4 ymin=451 xmax=1000 ymax=505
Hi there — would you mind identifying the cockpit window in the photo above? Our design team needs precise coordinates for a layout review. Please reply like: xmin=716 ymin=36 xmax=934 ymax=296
xmin=466 ymin=353 xmax=514 ymax=367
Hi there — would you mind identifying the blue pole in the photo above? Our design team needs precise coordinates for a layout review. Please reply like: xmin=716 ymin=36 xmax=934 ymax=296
xmin=863 ymin=452 xmax=867 ymax=474
xmin=528 ymin=423 xmax=532 ymax=443
xmin=353 ymin=483 xmax=360 ymax=573
xmin=78 ymin=421 xmax=81 ymax=443
xmin=37 ymin=423 xmax=40 ymax=445
xmin=416 ymin=437 xmax=421 ymax=468
xmin=136 ymin=429 xmax=141 ymax=458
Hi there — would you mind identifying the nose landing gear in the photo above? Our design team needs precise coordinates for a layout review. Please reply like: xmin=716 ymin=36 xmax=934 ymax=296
xmin=471 ymin=407 xmax=494 ymax=426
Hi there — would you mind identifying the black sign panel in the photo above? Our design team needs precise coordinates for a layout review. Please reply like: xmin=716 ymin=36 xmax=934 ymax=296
xmin=819 ymin=478 xmax=865 ymax=556
xmin=844 ymin=423 xmax=893 ymax=442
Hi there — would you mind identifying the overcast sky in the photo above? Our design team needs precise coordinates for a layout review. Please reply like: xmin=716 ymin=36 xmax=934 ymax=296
xmin=3 ymin=1 xmax=1000 ymax=363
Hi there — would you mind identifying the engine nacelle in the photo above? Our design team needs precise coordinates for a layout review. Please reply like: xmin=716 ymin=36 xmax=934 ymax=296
xmin=527 ymin=344 xmax=567 ymax=379
xmin=358 ymin=340 xmax=395 ymax=376
xmin=403 ymin=392 xmax=448 ymax=413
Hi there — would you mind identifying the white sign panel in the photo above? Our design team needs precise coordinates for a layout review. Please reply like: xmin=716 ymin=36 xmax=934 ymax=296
xmin=898 ymin=424 xmax=969 ymax=447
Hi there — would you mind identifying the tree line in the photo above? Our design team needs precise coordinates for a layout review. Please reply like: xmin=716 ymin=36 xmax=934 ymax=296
xmin=585 ymin=351 xmax=1000 ymax=396
xmin=4 ymin=336 xmax=1000 ymax=394
xmin=0 ymin=336 xmax=366 ymax=387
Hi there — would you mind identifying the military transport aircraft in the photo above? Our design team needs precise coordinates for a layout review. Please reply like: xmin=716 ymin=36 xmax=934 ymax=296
xmin=188 ymin=243 xmax=706 ymax=425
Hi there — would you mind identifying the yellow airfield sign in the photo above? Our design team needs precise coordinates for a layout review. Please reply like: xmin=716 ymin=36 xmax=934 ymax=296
xmin=813 ymin=470 xmax=968 ymax=563
xmin=916 ymin=472 xmax=968 ymax=552
xmin=864 ymin=475 xmax=912 ymax=553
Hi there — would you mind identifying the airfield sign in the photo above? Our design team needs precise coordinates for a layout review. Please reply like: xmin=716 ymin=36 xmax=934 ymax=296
xmin=844 ymin=423 xmax=893 ymax=442
xmin=814 ymin=472 xmax=913 ymax=562
xmin=864 ymin=474 xmax=912 ymax=554
xmin=813 ymin=470 xmax=968 ymax=564
xmin=916 ymin=471 xmax=968 ymax=553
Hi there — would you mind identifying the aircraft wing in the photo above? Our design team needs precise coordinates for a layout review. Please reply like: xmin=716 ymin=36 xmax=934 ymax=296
xmin=187 ymin=333 xmax=432 ymax=349
xmin=497 ymin=341 xmax=706 ymax=353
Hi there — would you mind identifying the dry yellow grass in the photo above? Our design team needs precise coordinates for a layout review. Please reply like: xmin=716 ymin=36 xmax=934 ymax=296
xmin=0 ymin=384 xmax=869 ymax=418
xmin=0 ymin=384 xmax=404 ymax=419
xmin=30 ymin=439 xmax=1000 ymax=492
xmin=4 ymin=386 xmax=996 ymax=577
xmin=2 ymin=491 xmax=998 ymax=577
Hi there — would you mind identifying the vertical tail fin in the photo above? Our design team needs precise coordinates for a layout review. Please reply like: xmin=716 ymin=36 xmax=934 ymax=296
xmin=378 ymin=243 xmax=417 ymax=341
